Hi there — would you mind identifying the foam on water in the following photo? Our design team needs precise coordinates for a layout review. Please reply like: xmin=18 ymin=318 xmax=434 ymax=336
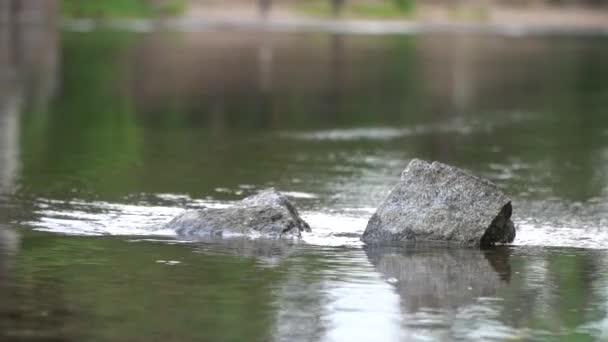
xmin=27 ymin=198 xmax=181 ymax=236
xmin=20 ymin=193 xmax=608 ymax=249
xmin=280 ymin=115 xmax=531 ymax=142
xmin=283 ymin=128 xmax=412 ymax=141
xmin=23 ymin=195 xmax=365 ymax=246
xmin=512 ymin=221 xmax=608 ymax=249
xmin=301 ymin=212 xmax=368 ymax=247
xmin=25 ymin=195 xmax=229 ymax=237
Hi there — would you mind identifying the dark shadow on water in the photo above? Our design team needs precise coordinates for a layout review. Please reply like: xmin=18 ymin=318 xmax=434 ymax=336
xmin=484 ymin=246 xmax=512 ymax=282
xmin=364 ymin=243 xmax=512 ymax=312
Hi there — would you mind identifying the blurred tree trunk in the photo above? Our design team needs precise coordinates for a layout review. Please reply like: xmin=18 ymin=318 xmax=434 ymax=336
xmin=332 ymin=0 xmax=345 ymax=17
xmin=259 ymin=0 xmax=272 ymax=18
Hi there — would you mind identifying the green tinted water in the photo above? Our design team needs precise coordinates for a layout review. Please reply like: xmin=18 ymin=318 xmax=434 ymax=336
xmin=1 ymin=27 xmax=608 ymax=341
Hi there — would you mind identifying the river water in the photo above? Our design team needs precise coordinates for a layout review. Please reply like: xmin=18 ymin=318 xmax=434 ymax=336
xmin=1 ymin=25 xmax=608 ymax=341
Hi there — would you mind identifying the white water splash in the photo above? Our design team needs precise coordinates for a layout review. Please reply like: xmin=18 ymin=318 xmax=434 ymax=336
xmin=512 ymin=220 xmax=608 ymax=249
xmin=24 ymin=196 xmax=367 ymax=247
xmin=26 ymin=198 xmax=181 ymax=236
xmin=280 ymin=116 xmax=530 ymax=142
xmin=21 ymin=195 xmax=608 ymax=250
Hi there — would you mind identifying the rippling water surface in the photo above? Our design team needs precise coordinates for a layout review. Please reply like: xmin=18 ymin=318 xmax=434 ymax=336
xmin=1 ymin=23 xmax=608 ymax=341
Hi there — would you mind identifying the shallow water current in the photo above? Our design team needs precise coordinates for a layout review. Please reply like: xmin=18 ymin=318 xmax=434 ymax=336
xmin=1 ymin=25 xmax=608 ymax=341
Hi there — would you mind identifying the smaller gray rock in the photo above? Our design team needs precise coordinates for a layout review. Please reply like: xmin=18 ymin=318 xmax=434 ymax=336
xmin=167 ymin=188 xmax=311 ymax=238
xmin=361 ymin=159 xmax=516 ymax=248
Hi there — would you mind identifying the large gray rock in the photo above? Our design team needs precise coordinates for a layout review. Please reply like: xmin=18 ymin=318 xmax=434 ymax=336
xmin=167 ymin=189 xmax=311 ymax=238
xmin=361 ymin=159 xmax=515 ymax=248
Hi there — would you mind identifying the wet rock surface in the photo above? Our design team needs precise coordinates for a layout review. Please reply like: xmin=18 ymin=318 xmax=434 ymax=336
xmin=361 ymin=159 xmax=516 ymax=248
xmin=167 ymin=189 xmax=311 ymax=238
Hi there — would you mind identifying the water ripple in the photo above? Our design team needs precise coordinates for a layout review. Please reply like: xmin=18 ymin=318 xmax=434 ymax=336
xmin=20 ymin=193 xmax=608 ymax=250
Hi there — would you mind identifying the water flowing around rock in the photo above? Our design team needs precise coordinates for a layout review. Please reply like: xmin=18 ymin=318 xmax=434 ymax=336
xmin=167 ymin=188 xmax=311 ymax=238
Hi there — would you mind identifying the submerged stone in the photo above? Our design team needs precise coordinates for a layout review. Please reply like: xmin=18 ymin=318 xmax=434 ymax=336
xmin=361 ymin=159 xmax=515 ymax=248
xmin=167 ymin=188 xmax=311 ymax=238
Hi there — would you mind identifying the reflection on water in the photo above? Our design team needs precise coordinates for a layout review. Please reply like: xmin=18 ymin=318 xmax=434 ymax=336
xmin=0 ymin=89 xmax=19 ymax=197
xmin=366 ymin=245 xmax=511 ymax=311
xmin=1 ymin=14 xmax=608 ymax=341
xmin=1 ymin=232 xmax=608 ymax=341
xmin=187 ymin=237 xmax=301 ymax=267
xmin=366 ymin=245 xmax=512 ymax=340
